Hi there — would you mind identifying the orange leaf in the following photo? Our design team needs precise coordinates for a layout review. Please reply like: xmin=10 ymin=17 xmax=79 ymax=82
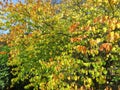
xmin=77 ymin=45 xmax=87 ymax=54
xmin=70 ymin=35 xmax=87 ymax=43
xmin=0 ymin=51 xmax=7 ymax=55
xmin=69 ymin=22 xmax=80 ymax=32
xmin=99 ymin=43 xmax=112 ymax=53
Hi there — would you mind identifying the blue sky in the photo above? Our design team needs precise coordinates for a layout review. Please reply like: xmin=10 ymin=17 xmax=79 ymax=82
xmin=11 ymin=0 xmax=61 ymax=4
xmin=11 ymin=0 xmax=19 ymax=3
xmin=52 ymin=0 xmax=61 ymax=4
xmin=11 ymin=0 xmax=24 ymax=3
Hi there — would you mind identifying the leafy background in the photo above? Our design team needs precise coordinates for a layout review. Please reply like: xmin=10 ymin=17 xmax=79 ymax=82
xmin=0 ymin=0 xmax=120 ymax=90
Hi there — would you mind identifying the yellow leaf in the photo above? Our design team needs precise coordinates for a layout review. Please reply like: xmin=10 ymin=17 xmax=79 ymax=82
xmin=67 ymin=76 xmax=71 ymax=80
xmin=107 ymin=32 xmax=114 ymax=42
xmin=117 ymin=22 xmax=120 ymax=28
xmin=26 ymin=45 xmax=34 ymax=51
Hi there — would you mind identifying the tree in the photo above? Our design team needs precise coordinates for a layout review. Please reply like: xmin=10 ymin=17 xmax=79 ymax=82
xmin=2 ymin=0 xmax=120 ymax=89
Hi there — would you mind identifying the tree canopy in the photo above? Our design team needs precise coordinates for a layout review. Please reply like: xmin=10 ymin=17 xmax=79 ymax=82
xmin=0 ymin=0 xmax=120 ymax=89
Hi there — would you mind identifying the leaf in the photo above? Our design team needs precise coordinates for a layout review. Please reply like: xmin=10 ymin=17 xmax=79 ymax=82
xmin=69 ymin=22 xmax=80 ymax=32
xmin=103 ymin=70 xmax=107 ymax=75
xmin=77 ymin=45 xmax=87 ymax=54
xmin=99 ymin=43 xmax=112 ymax=53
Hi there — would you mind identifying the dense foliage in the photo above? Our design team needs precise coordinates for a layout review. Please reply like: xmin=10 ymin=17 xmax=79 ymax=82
xmin=1 ymin=0 xmax=120 ymax=89
xmin=0 ymin=35 xmax=10 ymax=90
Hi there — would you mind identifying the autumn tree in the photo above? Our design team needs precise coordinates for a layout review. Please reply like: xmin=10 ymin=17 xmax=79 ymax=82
xmin=2 ymin=0 xmax=120 ymax=89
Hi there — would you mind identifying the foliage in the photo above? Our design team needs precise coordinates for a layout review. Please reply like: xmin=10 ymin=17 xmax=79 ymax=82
xmin=2 ymin=0 xmax=120 ymax=89
xmin=0 ymin=35 xmax=10 ymax=90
